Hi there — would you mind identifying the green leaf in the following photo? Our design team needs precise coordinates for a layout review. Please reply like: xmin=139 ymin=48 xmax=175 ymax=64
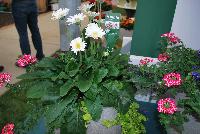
xmin=85 ymin=96 xmax=103 ymax=120
xmin=94 ymin=68 xmax=108 ymax=84
xmin=108 ymin=66 xmax=120 ymax=77
xmin=26 ymin=81 xmax=53 ymax=99
xmin=60 ymin=79 xmax=74 ymax=97
xmin=45 ymin=91 xmax=77 ymax=124
xmin=85 ymin=84 xmax=100 ymax=101
xmin=17 ymin=70 xmax=55 ymax=80
xmin=62 ymin=104 xmax=86 ymax=134
xmin=77 ymin=69 xmax=94 ymax=92
xmin=65 ymin=60 xmax=80 ymax=77
xmin=36 ymin=57 xmax=60 ymax=68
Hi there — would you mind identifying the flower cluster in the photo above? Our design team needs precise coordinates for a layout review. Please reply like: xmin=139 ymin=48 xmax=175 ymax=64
xmin=161 ymin=32 xmax=180 ymax=44
xmin=51 ymin=8 xmax=69 ymax=20
xmin=191 ymin=72 xmax=200 ymax=81
xmin=1 ymin=123 xmax=14 ymax=134
xmin=85 ymin=23 xmax=105 ymax=39
xmin=157 ymin=98 xmax=177 ymax=114
xmin=163 ymin=73 xmax=182 ymax=87
xmin=139 ymin=58 xmax=154 ymax=65
xmin=120 ymin=18 xmax=134 ymax=30
xmin=0 ymin=73 xmax=12 ymax=88
xmin=158 ymin=53 xmax=170 ymax=62
xmin=66 ymin=13 xmax=86 ymax=25
xmin=70 ymin=37 xmax=87 ymax=55
xmin=16 ymin=54 xmax=37 ymax=67
xmin=78 ymin=3 xmax=94 ymax=13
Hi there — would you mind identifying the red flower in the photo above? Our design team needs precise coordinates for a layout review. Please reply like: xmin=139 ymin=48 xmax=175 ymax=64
xmin=161 ymin=32 xmax=180 ymax=44
xmin=163 ymin=73 xmax=182 ymax=87
xmin=0 ymin=73 xmax=12 ymax=88
xmin=139 ymin=58 xmax=154 ymax=65
xmin=157 ymin=98 xmax=177 ymax=114
xmin=1 ymin=123 xmax=14 ymax=134
xmin=158 ymin=53 xmax=170 ymax=62
xmin=16 ymin=54 xmax=37 ymax=67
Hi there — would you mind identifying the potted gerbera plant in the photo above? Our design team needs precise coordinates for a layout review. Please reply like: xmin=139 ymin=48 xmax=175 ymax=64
xmin=2 ymin=2 xmax=146 ymax=134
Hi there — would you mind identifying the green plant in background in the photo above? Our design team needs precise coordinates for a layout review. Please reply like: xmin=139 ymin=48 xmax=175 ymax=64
xmin=102 ymin=102 xmax=146 ymax=134
xmin=130 ymin=33 xmax=200 ymax=132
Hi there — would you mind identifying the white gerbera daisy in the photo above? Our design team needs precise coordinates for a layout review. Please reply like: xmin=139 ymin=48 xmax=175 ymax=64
xmin=78 ymin=3 xmax=94 ymax=13
xmin=66 ymin=13 xmax=86 ymax=25
xmin=51 ymin=8 xmax=69 ymax=20
xmin=85 ymin=23 xmax=105 ymax=39
xmin=70 ymin=37 xmax=86 ymax=55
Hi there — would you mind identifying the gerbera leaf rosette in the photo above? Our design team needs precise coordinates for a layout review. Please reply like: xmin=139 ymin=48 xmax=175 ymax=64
xmin=1 ymin=123 xmax=14 ymax=134
xmin=163 ymin=73 xmax=182 ymax=87
xmin=0 ymin=73 xmax=12 ymax=88
xmin=157 ymin=98 xmax=177 ymax=114
xmin=51 ymin=8 xmax=69 ymax=20
xmin=70 ymin=37 xmax=87 ymax=55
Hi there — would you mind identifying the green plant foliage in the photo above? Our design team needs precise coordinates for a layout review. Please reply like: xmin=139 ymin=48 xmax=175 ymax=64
xmin=4 ymin=47 xmax=136 ymax=133
xmin=102 ymin=102 xmax=147 ymax=134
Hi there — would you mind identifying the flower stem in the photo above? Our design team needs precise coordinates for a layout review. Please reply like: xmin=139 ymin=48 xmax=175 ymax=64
xmin=79 ymin=52 xmax=82 ymax=65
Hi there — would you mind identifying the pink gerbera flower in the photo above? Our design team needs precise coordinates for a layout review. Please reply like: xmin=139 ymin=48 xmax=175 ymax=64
xmin=16 ymin=54 xmax=37 ymax=67
xmin=163 ymin=73 xmax=182 ymax=87
xmin=158 ymin=53 xmax=170 ymax=62
xmin=1 ymin=123 xmax=14 ymax=134
xmin=0 ymin=73 xmax=12 ymax=88
xmin=139 ymin=58 xmax=154 ymax=65
xmin=161 ymin=32 xmax=180 ymax=44
xmin=157 ymin=98 xmax=177 ymax=114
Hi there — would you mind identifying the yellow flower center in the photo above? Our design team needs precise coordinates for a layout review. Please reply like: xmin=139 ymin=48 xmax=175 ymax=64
xmin=92 ymin=32 xmax=98 ymax=39
xmin=75 ymin=42 xmax=81 ymax=49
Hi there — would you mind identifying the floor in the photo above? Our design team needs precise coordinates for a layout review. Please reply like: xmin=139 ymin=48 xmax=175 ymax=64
xmin=0 ymin=12 xmax=60 ymax=95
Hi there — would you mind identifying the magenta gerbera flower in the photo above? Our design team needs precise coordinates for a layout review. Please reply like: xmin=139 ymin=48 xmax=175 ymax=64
xmin=163 ymin=73 xmax=182 ymax=87
xmin=157 ymin=98 xmax=177 ymax=114
xmin=1 ymin=123 xmax=14 ymax=134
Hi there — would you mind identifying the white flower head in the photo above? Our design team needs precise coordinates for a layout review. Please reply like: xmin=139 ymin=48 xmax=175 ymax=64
xmin=85 ymin=23 xmax=105 ymax=39
xmin=70 ymin=37 xmax=86 ymax=55
xmin=78 ymin=3 xmax=94 ymax=13
xmin=66 ymin=13 xmax=86 ymax=25
xmin=51 ymin=8 xmax=69 ymax=20
xmin=103 ymin=51 xmax=109 ymax=57
xmin=87 ymin=11 xmax=99 ymax=18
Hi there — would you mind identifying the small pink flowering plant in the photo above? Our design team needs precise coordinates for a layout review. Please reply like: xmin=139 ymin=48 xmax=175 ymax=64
xmin=16 ymin=54 xmax=37 ymax=67
xmin=161 ymin=32 xmax=180 ymax=45
xmin=163 ymin=73 xmax=182 ymax=87
xmin=157 ymin=98 xmax=177 ymax=114
xmin=1 ymin=123 xmax=15 ymax=134
xmin=139 ymin=57 xmax=154 ymax=66
xmin=158 ymin=53 xmax=170 ymax=62
xmin=0 ymin=73 xmax=12 ymax=88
